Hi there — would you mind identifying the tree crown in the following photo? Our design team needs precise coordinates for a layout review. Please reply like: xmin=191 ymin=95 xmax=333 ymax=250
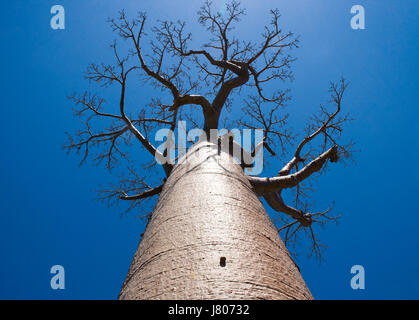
xmin=65 ymin=1 xmax=354 ymax=260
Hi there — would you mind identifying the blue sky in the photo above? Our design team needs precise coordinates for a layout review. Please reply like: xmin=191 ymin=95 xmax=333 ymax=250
xmin=0 ymin=0 xmax=418 ymax=299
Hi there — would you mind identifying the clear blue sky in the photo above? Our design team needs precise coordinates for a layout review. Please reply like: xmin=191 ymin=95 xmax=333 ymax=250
xmin=0 ymin=0 xmax=418 ymax=299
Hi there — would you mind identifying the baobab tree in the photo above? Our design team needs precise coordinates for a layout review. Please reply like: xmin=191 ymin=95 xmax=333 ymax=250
xmin=65 ymin=1 xmax=353 ymax=300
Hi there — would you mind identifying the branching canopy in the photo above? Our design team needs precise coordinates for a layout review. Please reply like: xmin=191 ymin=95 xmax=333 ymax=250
xmin=65 ymin=1 xmax=354 ymax=260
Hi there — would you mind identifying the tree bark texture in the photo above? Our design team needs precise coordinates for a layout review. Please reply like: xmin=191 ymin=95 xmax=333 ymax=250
xmin=118 ymin=141 xmax=313 ymax=300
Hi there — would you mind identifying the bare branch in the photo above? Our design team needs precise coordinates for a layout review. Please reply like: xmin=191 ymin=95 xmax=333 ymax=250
xmin=275 ymin=203 xmax=339 ymax=260
xmin=264 ymin=190 xmax=313 ymax=227
xmin=249 ymin=145 xmax=338 ymax=194
xmin=64 ymin=124 xmax=130 ymax=170
xmin=279 ymin=78 xmax=352 ymax=176
xmin=237 ymin=95 xmax=293 ymax=156
xmin=120 ymin=183 xmax=163 ymax=200
xmin=109 ymin=11 xmax=182 ymax=99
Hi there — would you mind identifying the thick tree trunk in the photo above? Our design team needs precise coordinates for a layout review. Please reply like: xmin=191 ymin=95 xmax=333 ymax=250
xmin=118 ymin=141 xmax=313 ymax=300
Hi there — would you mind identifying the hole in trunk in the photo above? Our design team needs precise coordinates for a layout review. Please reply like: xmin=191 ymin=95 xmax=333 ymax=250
xmin=220 ymin=257 xmax=226 ymax=267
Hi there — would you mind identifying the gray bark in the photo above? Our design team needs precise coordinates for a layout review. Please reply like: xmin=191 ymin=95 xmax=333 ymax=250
xmin=118 ymin=141 xmax=313 ymax=300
